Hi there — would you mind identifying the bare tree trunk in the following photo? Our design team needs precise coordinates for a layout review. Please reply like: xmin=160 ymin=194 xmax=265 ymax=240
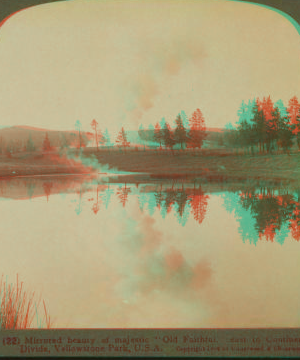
xmin=95 ymin=127 xmax=98 ymax=151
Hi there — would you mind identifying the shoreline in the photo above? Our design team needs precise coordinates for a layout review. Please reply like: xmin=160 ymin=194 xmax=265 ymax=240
xmin=0 ymin=149 xmax=299 ymax=183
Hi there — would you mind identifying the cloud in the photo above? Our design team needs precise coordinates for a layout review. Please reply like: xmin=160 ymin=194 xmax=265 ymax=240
xmin=117 ymin=211 xmax=213 ymax=300
xmin=124 ymin=35 xmax=206 ymax=124
xmin=138 ymin=214 xmax=163 ymax=256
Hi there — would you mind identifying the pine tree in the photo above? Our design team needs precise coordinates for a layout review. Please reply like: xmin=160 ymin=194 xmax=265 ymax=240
xmin=91 ymin=186 xmax=101 ymax=214
xmin=274 ymin=99 xmax=288 ymax=118
xmin=287 ymin=97 xmax=300 ymax=149
xmin=188 ymin=108 xmax=207 ymax=150
xmin=237 ymin=119 xmax=252 ymax=153
xmin=154 ymin=122 xmax=163 ymax=148
xmin=180 ymin=110 xmax=189 ymax=130
xmin=189 ymin=186 xmax=209 ymax=225
xmin=116 ymin=184 xmax=131 ymax=207
xmin=147 ymin=193 xmax=156 ymax=216
xmin=256 ymin=97 xmax=263 ymax=112
xmin=97 ymin=128 xmax=106 ymax=147
xmin=75 ymin=188 xmax=83 ymax=215
xmin=262 ymin=96 xmax=274 ymax=122
xmin=42 ymin=133 xmax=51 ymax=152
xmin=154 ymin=189 xmax=164 ymax=210
xmin=287 ymin=107 xmax=300 ymax=150
xmin=236 ymin=100 xmax=250 ymax=153
xmin=277 ymin=111 xmax=294 ymax=153
xmin=269 ymin=106 xmax=293 ymax=153
xmin=237 ymin=100 xmax=247 ymax=124
xmin=262 ymin=96 xmax=276 ymax=152
xmin=43 ymin=182 xmax=53 ymax=202
xmin=252 ymin=100 xmax=266 ymax=153
xmin=26 ymin=134 xmax=36 ymax=152
xmin=174 ymin=114 xmax=189 ymax=150
xmin=246 ymin=99 xmax=256 ymax=123
xmin=138 ymin=191 xmax=148 ymax=212
xmin=175 ymin=188 xmax=189 ymax=223
xmin=271 ymin=107 xmax=281 ymax=151
xmin=162 ymin=121 xmax=175 ymax=151
xmin=75 ymin=120 xmax=82 ymax=149
xmin=159 ymin=117 xmax=167 ymax=130
xmin=26 ymin=182 xmax=36 ymax=199
xmin=91 ymin=119 xmax=99 ymax=150
xmin=289 ymin=200 xmax=300 ymax=241
xmin=115 ymin=127 xmax=130 ymax=152
xmin=164 ymin=188 xmax=177 ymax=214
xmin=287 ymin=96 xmax=300 ymax=127
xmin=176 ymin=202 xmax=190 ymax=227
xmin=104 ymin=128 xmax=113 ymax=147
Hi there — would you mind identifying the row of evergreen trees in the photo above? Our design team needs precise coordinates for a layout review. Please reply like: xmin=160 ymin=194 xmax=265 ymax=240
xmin=0 ymin=133 xmax=49 ymax=156
xmin=138 ymin=108 xmax=207 ymax=150
xmin=1 ymin=129 xmax=91 ymax=155
xmin=227 ymin=96 xmax=300 ymax=154
xmin=87 ymin=109 xmax=207 ymax=152
xmin=86 ymin=97 xmax=300 ymax=154
xmin=3 ymin=96 xmax=299 ymax=155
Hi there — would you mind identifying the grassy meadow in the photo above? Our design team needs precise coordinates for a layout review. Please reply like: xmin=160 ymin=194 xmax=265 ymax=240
xmin=0 ymin=147 xmax=299 ymax=186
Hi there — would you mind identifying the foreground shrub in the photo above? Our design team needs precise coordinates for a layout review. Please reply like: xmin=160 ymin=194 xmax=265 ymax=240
xmin=0 ymin=275 xmax=52 ymax=329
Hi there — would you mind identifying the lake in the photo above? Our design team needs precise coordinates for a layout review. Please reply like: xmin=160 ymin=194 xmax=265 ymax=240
xmin=0 ymin=175 xmax=299 ymax=328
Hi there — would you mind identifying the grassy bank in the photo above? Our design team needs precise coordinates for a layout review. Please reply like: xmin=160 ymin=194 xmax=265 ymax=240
xmin=0 ymin=152 xmax=93 ymax=177
xmin=84 ymin=148 xmax=300 ymax=183
xmin=0 ymin=148 xmax=299 ymax=184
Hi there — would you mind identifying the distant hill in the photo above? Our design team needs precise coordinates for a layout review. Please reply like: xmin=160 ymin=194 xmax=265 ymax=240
xmin=0 ymin=125 xmax=226 ymax=153
xmin=0 ymin=126 xmax=93 ymax=152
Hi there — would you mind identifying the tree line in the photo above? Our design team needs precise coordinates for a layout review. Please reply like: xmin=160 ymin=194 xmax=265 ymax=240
xmin=0 ymin=130 xmax=90 ymax=156
xmin=0 ymin=133 xmax=56 ymax=156
xmin=137 ymin=108 xmax=207 ymax=151
xmin=224 ymin=96 xmax=300 ymax=154
xmin=2 ymin=96 xmax=299 ymax=155
xmin=239 ymin=188 xmax=300 ymax=243
xmin=40 ymin=178 xmax=300 ymax=241
xmin=89 ymin=96 xmax=300 ymax=154
xmin=88 ymin=108 xmax=208 ymax=153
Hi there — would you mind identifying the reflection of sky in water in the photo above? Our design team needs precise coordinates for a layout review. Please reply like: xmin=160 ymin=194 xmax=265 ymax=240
xmin=0 ymin=184 xmax=299 ymax=328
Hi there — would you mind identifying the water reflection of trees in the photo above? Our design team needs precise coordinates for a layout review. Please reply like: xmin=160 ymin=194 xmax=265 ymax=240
xmin=116 ymin=184 xmax=131 ymax=208
xmin=138 ymin=184 xmax=209 ymax=227
xmin=70 ymin=181 xmax=210 ymax=227
xmin=240 ymin=189 xmax=300 ymax=242
xmin=190 ymin=186 xmax=209 ymax=225
xmin=43 ymin=182 xmax=53 ymax=202
xmin=3 ymin=177 xmax=299 ymax=243
xmin=222 ymin=188 xmax=300 ymax=244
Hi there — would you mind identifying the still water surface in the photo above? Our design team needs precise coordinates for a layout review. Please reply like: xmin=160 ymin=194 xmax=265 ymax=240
xmin=0 ymin=176 xmax=299 ymax=328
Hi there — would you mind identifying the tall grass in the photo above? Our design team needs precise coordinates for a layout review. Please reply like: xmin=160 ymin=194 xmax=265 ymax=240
xmin=0 ymin=275 xmax=52 ymax=329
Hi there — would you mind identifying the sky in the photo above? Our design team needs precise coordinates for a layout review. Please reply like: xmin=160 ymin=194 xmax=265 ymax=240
xmin=0 ymin=0 xmax=299 ymax=135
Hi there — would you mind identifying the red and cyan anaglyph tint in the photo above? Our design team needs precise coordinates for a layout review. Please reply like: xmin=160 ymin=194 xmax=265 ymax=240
xmin=0 ymin=0 xmax=299 ymax=329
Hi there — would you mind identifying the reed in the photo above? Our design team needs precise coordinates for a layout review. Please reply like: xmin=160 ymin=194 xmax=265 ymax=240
xmin=0 ymin=275 xmax=52 ymax=329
